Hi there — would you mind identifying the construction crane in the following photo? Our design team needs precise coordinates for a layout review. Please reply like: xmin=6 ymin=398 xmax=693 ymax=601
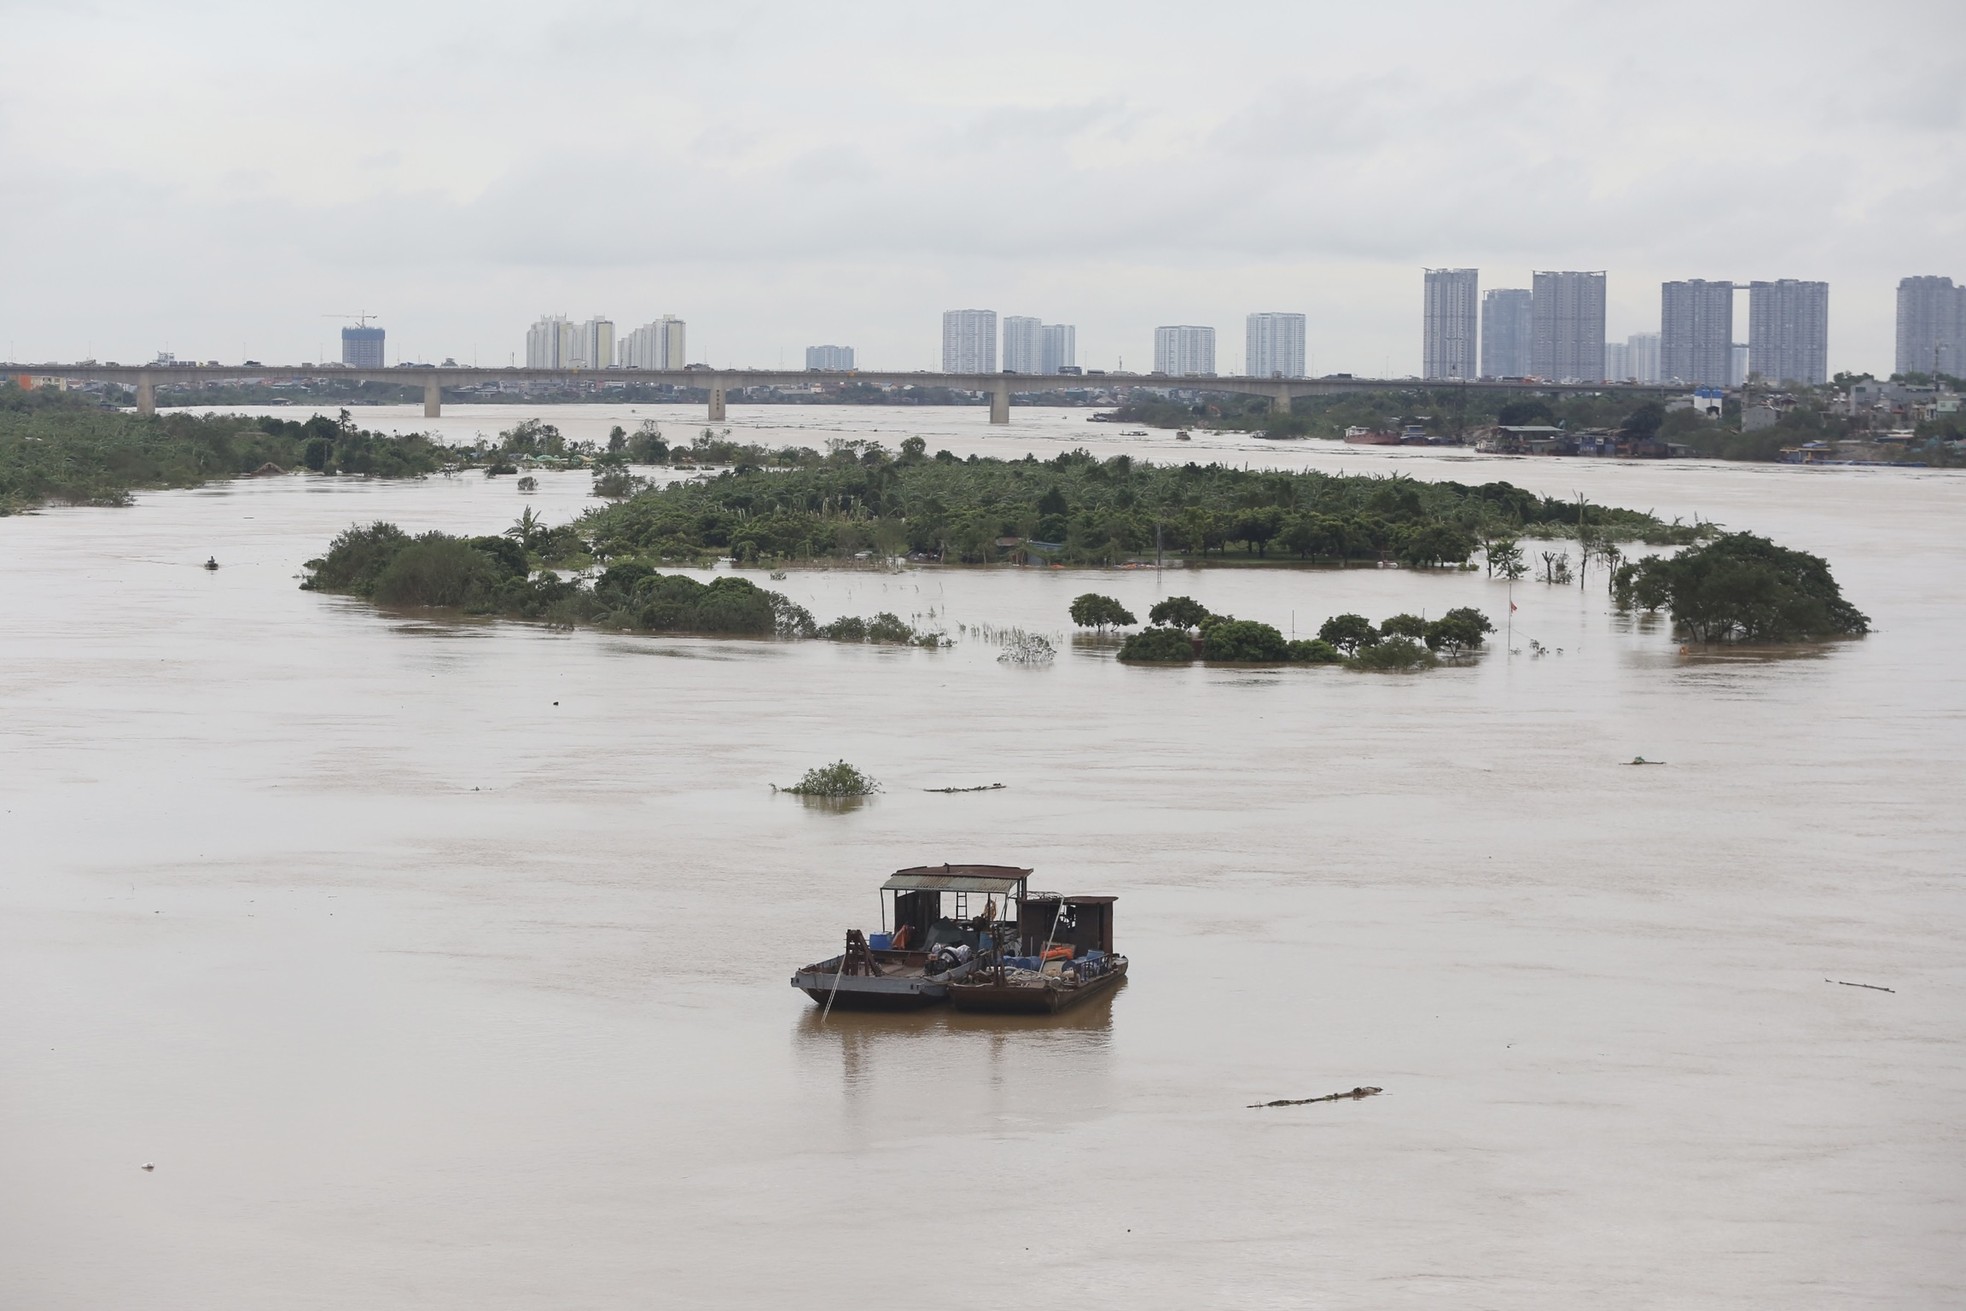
xmin=322 ymin=312 xmax=379 ymax=328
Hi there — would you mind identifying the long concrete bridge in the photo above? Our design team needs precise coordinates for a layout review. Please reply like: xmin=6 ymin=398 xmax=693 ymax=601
xmin=7 ymin=362 xmax=1667 ymax=422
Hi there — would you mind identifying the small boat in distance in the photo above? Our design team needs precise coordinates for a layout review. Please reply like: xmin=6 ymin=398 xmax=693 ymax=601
xmin=791 ymin=864 xmax=1028 ymax=1010
xmin=945 ymin=893 xmax=1127 ymax=1014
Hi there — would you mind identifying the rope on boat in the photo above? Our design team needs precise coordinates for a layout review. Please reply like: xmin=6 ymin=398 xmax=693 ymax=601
xmin=819 ymin=952 xmax=848 ymax=1022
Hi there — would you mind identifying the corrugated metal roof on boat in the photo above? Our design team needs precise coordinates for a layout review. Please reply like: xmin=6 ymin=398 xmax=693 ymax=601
xmin=881 ymin=864 xmax=1031 ymax=893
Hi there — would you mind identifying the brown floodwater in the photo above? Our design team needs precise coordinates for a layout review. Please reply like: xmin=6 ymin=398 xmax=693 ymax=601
xmin=3 ymin=406 xmax=1962 ymax=1308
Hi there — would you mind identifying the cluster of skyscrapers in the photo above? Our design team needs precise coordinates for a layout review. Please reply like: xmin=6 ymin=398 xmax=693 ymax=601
xmin=805 ymin=345 xmax=855 ymax=371
xmin=524 ymin=314 xmax=686 ymax=370
xmin=941 ymin=310 xmax=1309 ymax=378
xmin=941 ymin=310 xmax=1078 ymax=374
xmin=1426 ymin=269 xmax=1832 ymax=387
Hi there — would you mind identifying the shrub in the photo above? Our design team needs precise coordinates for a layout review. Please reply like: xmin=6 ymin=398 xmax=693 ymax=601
xmin=371 ymin=534 xmax=502 ymax=608
xmin=1347 ymin=635 xmax=1438 ymax=671
xmin=782 ymin=760 xmax=880 ymax=796
xmin=820 ymin=615 xmax=868 ymax=641
xmin=1117 ymin=626 xmax=1197 ymax=663
xmin=1202 ymin=619 xmax=1288 ymax=662
xmin=864 ymin=612 xmax=917 ymax=644
xmin=688 ymin=577 xmax=777 ymax=635
xmin=303 ymin=521 xmax=412 ymax=594
xmin=1287 ymin=639 xmax=1342 ymax=664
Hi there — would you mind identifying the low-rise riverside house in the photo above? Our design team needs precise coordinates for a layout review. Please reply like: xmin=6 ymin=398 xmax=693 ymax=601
xmin=942 ymin=309 xmax=997 ymax=373
xmin=1422 ymin=268 xmax=1478 ymax=380
xmin=1153 ymin=325 xmax=1215 ymax=376
xmin=804 ymin=344 xmax=855 ymax=371
xmin=1246 ymin=312 xmax=1306 ymax=378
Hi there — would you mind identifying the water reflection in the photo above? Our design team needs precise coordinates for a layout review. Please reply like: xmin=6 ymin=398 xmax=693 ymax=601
xmin=791 ymin=985 xmax=1122 ymax=1102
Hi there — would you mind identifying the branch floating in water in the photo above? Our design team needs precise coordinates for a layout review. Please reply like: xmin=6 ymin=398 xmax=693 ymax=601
xmin=1249 ymin=1086 xmax=1383 ymax=1109
xmin=1827 ymin=978 xmax=1895 ymax=993
xmin=923 ymin=783 xmax=1006 ymax=794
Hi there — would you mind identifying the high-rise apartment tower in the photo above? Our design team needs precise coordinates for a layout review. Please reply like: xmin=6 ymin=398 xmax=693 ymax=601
xmin=619 ymin=317 xmax=686 ymax=370
xmin=1422 ymin=268 xmax=1479 ymax=380
xmin=1001 ymin=316 xmax=1044 ymax=373
xmin=1480 ymin=289 xmax=1532 ymax=378
xmin=341 ymin=325 xmax=385 ymax=369
xmin=1153 ymin=326 xmax=1216 ymax=376
xmin=525 ymin=315 xmax=569 ymax=368
xmin=1895 ymin=276 xmax=1966 ymax=377
xmin=1661 ymin=279 xmax=1736 ymax=387
xmin=1040 ymin=324 xmax=1076 ymax=375
xmin=941 ymin=310 xmax=997 ymax=373
xmin=1626 ymin=332 xmax=1662 ymax=384
xmin=1246 ymin=312 xmax=1306 ymax=378
xmin=1747 ymin=280 xmax=1828 ymax=385
xmin=1530 ymin=272 xmax=1606 ymax=381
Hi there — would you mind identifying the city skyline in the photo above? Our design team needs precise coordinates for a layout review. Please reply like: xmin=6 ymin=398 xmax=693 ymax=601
xmin=2 ymin=2 xmax=1954 ymax=378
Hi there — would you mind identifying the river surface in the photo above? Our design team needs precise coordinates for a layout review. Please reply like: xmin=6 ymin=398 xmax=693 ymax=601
xmin=3 ymin=405 xmax=1962 ymax=1309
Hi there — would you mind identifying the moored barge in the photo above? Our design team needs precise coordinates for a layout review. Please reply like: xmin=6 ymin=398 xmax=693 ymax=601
xmin=791 ymin=864 xmax=1028 ymax=1010
xmin=945 ymin=893 xmax=1127 ymax=1014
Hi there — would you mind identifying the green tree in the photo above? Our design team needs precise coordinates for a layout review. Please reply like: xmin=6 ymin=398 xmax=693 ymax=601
xmin=1424 ymin=607 xmax=1494 ymax=655
xmin=1068 ymin=593 xmax=1137 ymax=630
xmin=1380 ymin=613 xmax=1429 ymax=640
xmin=505 ymin=506 xmax=550 ymax=552
xmin=1628 ymin=533 xmax=1869 ymax=642
xmin=1620 ymin=402 xmax=1666 ymax=441
xmin=1318 ymin=613 xmax=1379 ymax=655
xmin=1147 ymin=596 xmax=1211 ymax=630
xmin=1485 ymin=537 xmax=1527 ymax=580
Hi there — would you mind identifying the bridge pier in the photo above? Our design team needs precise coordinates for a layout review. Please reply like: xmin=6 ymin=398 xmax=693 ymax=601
xmin=989 ymin=379 xmax=1010 ymax=425
xmin=708 ymin=378 xmax=728 ymax=422
xmin=135 ymin=373 xmax=156 ymax=417
xmin=423 ymin=379 xmax=442 ymax=419
xmin=1271 ymin=387 xmax=1293 ymax=417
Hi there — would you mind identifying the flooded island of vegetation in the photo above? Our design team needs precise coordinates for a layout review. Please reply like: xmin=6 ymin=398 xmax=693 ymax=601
xmin=0 ymin=385 xmax=451 ymax=513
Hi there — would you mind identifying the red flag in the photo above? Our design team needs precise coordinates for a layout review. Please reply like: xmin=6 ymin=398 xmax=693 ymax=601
xmin=1510 ymin=601 xmax=1519 ymax=612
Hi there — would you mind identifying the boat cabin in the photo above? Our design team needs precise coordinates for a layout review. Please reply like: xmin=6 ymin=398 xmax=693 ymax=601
xmin=877 ymin=863 xmax=1030 ymax=954
xmin=1014 ymin=894 xmax=1115 ymax=959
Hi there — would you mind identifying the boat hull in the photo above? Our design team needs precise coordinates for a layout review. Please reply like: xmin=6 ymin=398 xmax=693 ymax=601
xmin=946 ymin=960 xmax=1128 ymax=1014
xmin=789 ymin=950 xmax=985 ymax=1009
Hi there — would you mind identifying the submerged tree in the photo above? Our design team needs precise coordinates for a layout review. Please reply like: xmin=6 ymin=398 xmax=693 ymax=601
xmin=1068 ymin=593 xmax=1137 ymax=630
xmin=781 ymin=761 xmax=881 ymax=797
xmin=1620 ymin=533 xmax=1869 ymax=643
xmin=1147 ymin=596 xmax=1211 ymax=630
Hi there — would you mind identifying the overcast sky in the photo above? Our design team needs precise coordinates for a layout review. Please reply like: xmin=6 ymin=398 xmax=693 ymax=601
xmin=2 ymin=0 xmax=1960 ymax=375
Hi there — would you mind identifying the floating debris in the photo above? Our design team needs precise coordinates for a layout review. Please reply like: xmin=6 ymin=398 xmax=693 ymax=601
xmin=1625 ymin=756 xmax=1666 ymax=765
xmin=1249 ymin=1086 xmax=1383 ymax=1109
xmin=924 ymin=783 xmax=1006 ymax=794
xmin=1827 ymin=978 xmax=1895 ymax=993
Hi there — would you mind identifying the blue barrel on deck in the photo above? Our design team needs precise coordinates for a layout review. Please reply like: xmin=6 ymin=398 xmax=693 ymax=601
xmin=869 ymin=933 xmax=893 ymax=951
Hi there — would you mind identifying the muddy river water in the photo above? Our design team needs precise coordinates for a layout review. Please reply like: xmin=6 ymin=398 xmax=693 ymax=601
xmin=3 ymin=405 xmax=1962 ymax=1308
